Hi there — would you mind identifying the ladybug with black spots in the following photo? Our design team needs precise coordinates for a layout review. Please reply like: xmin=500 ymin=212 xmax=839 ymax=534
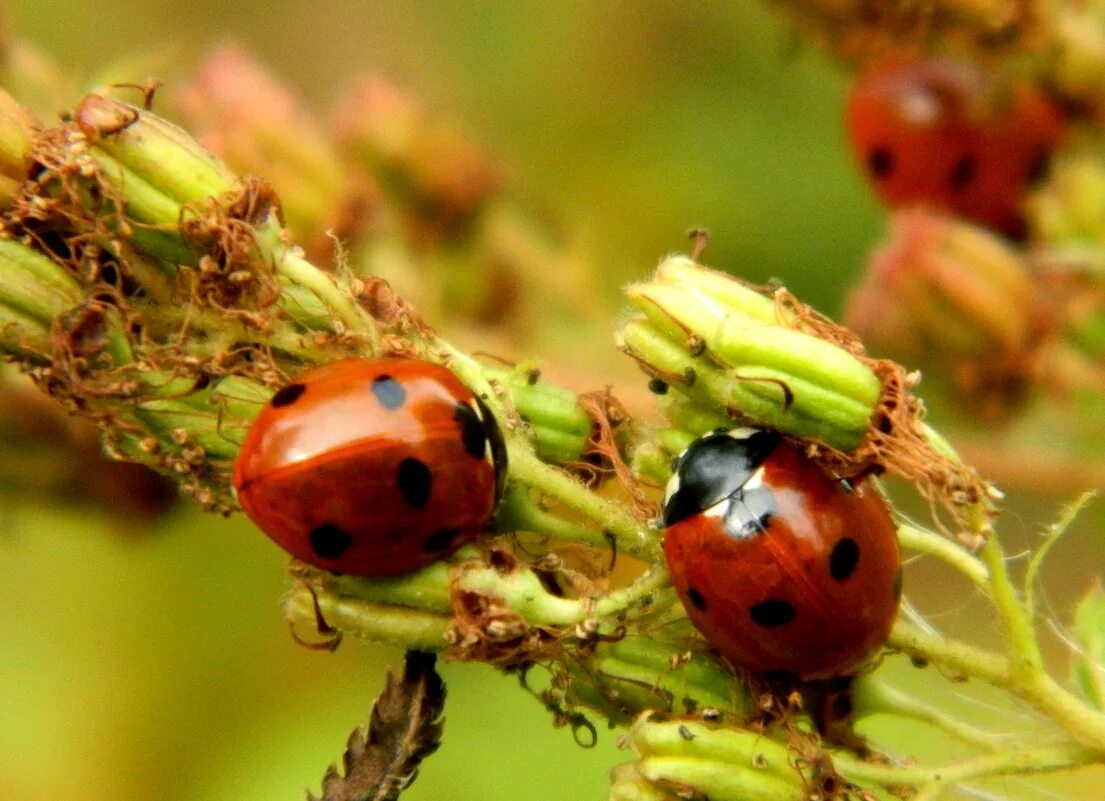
xmin=233 ymin=358 xmax=507 ymax=576
xmin=661 ymin=428 xmax=901 ymax=680
xmin=846 ymin=58 xmax=1065 ymax=236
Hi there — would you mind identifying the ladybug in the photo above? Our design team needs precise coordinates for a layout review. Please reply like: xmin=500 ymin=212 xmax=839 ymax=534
xmin=233 ymin=358 xmax=507 ymax=576
xmin=661 ymin=428 xmax=901 ymax=679
xmin=846 ymin=58 xmax=1065 ymax=236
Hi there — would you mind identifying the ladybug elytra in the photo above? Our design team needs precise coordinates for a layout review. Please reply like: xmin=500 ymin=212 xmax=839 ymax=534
xmin=233 ymin=358 xmax=507 ymax=576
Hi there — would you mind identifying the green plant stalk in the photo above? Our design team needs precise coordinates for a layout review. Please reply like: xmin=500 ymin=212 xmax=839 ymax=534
xmin=831 ymin=742 xmax=1096 ymax=791
xmin=493 ymin=485 xmax=618 ymax=549
xmin=1024 ymin=492 xmax=1096 ymax=619
xmin=285 ymin=584 xmax=449 ymax=650
xmin=302 ymin=557 xmax=672 ymax=638
xmin=891 ymin=619 xmax=1105 ymax=751
xmin=1073 ymin=586 xmax=1105 ymax=710
xmin=0 ymin=239 xmax=83 ymax=320
xmin=979 ymin=536 xmax=1044 ymax=677
xmin=622 ymin=304 xmax=878 ymax=439
xmin=507 ymin=444 xmax=658 ymax=560
xmin=851 ymin=676 xmax=1006 ymax=751
xmin=566 ymin=652 xmax=735 ymax=723
xmin=630 ymin=441 xmax=672 ymax=486
xmin=78 ymin=99 xmax=376 ymax=346
xmin=628 ymin=718 xmax=1095 ymax=799
xmin=897 ymin=523 xmax=990 ymax=591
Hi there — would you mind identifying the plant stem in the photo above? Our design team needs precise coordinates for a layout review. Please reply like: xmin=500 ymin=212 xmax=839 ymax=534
xmin=978 ymin=536 xmax=1044 ymax=675
xmin=897 ymin=523 xmax=990 ymax=591
xmin=275 ymin=248 xmax=377 ymax=346
xmin=891 ymin=620 xmax=1105 ymax=751
xmin=832 ymin=742 xmax=1096 ymax=791
xmin=1024 ymin=491 xmax=1096 ymax=619
xmin=853 ymin=676 xmax=1007 ymax=752
xmin=508 ymin=446 xmax=658 ymax=560
xmin=285 ymin=584 xmax=449 ymax=650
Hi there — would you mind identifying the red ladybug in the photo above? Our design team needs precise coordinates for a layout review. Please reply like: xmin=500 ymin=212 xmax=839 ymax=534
xmin=661 ymin=429 xmax=901 ymax=679
xmin=233 ymin=358 xmax=507 ymax=576
xmin=846 ymin=59 xmax=1065 ymax=236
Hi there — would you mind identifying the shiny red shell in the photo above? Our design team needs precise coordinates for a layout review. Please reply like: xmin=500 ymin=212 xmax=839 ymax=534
xmin=662 ymin=430 xmax=901 ymax=679
xmin=846 ymin=59 xmax=1065 ymax=236
xmin=233 ymin=358 xmax=506 ymax=576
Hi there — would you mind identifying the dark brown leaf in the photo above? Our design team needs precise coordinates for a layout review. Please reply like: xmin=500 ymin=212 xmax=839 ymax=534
xmin=310 ymin=650 xmax=446 ymax=801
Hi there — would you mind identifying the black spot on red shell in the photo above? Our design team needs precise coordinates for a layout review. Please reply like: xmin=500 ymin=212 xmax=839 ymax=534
xmin=950 ymin=153 xmax=977 ymax=189
xmin=749 ymin=599 xmax=796 ymax=628
xmin=425 ymin=526 xmax=461 ymax=552
xmin=686 ymin=587 xmax=707 ymax=611
xmin=397 ymin=457 xmax=432 ymax=508
xmin=270 ymin=383 xmax=306 ymax=408
xmin=454 ymin=401 xmax=487 ymax=460
xmin=829 ymin=537 xmax=861 ymax=581
xmin=868 ymin=145 xmax=894 ymax=179
xmin=893 ymin=568 xmax=904 ymax=600
xmin=371 ymin=374 xmax=406 ymax=410
xmin=309 ymin=523 xmax=352 ymax=559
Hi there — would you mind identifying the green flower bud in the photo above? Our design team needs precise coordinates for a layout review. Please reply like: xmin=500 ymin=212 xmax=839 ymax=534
xmin=75 ymin=93 xmax=236 ymax=211
xmin=629 ymin=720 xmax=802 ymax=790
xmin=618 ymin=273 xmax=875 ymax=449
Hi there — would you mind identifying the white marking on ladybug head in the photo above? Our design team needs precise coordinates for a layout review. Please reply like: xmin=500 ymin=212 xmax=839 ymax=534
xmin=663 ymin=470 xmax=681 ymax=507
xmin=723 ymin=427 xmax=760 ymax=442
xmin=742 ymin=467 xmax=766 ymax=491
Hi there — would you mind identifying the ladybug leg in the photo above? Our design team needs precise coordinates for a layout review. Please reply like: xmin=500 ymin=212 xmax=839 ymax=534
xmin=807 ymin=677 xmax=871 ymax=756
xmin=288 ymin=581 xmax=343 ymax=652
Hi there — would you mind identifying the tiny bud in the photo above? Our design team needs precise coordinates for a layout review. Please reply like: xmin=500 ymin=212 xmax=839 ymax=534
xmin=847 ymin=210 xmax=1056 ymax=416
xmin=334 ymin=77 xmax=504 ymax=228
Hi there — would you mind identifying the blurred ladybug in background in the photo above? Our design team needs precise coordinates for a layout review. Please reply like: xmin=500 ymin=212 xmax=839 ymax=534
xmin=846 ymin=58 xmax=1065 ymax=237
xmin=233 ymin=358 xmax=507 ymax=576
xmin=661 ymin=428 xmax=901 ymax=680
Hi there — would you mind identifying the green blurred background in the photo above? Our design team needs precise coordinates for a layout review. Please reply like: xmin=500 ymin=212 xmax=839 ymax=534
xmin=2 ymin=2 xmax=1101 ymax=800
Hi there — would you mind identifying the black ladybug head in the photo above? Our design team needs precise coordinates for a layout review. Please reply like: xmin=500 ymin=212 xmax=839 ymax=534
xmin=661 ymin=428 xmax=781 ymax=526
